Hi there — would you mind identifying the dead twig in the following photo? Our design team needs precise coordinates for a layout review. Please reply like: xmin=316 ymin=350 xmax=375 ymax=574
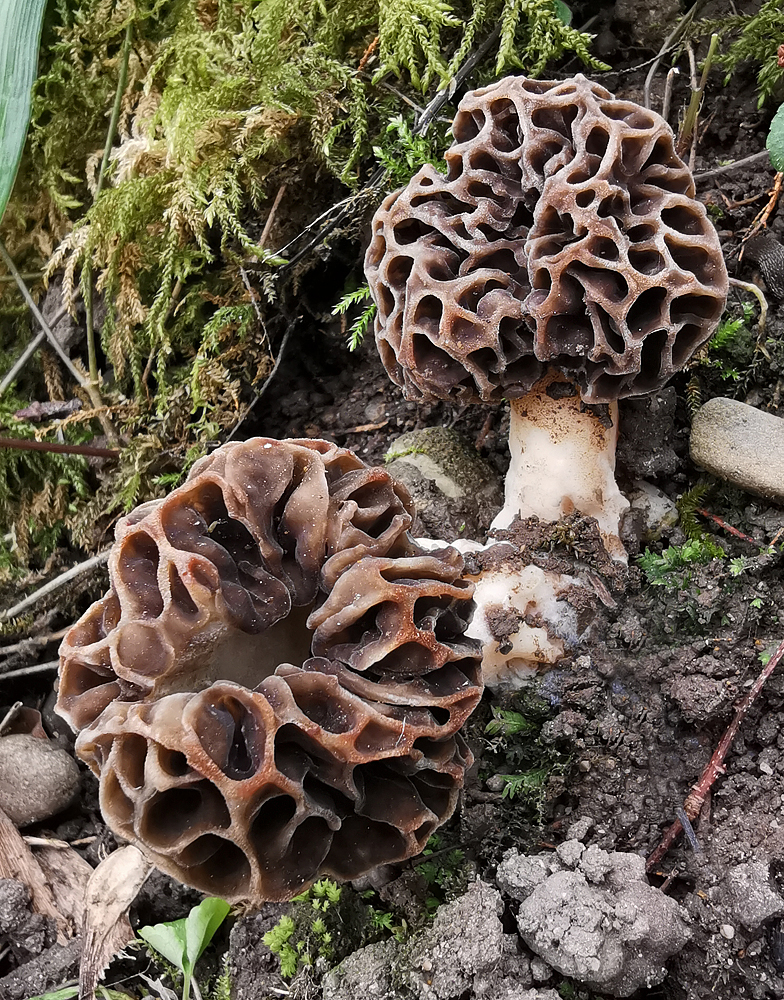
xmin=0 ymin=551 xmax=110 ymax=623
xmin=727 ymin=277 xmax=768 ymax=332
xmin=0 ymin=436 xmax=120 ymax=459
xmin=0 ymin=243 xmax=118 ymax=443
xmin=0 ymin=307 xmax=69 ymax=395
xmin=695 ymin=149 xmax=770 ymax=183
xmin=696 ymin=508 xmax=757 ymax=546
xmin=647 ymin=634 xmax=784 ymax=871
xmin=0 ymin=660 xmax=59 ymax=681
xmin=643 ymin=7 xmax=698 ymax=110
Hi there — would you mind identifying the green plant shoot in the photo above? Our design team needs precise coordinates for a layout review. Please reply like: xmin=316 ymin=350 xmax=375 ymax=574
xmin=138 ymin=897 xmax=231 ymax=1000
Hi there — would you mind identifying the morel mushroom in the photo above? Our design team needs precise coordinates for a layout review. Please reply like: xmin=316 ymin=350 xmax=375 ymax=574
xmin=56 ymin=438 xmax=482 ymax=902
xmin=365 ymin=74 xmax=728 ymax=683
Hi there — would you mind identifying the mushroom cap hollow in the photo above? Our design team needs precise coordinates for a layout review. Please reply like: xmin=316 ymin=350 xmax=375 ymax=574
xmin=365 ymin=74 xmax=728 ymax=405
xmin=56 ymin=438 xmax=482 ymax=902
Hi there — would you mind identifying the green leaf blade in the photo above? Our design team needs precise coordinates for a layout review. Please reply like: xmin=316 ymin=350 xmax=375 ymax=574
xmin=184 ymin=897 xmax=231 ymax=968
xmin=0 ymin=0 xmax=48 ymax=222
xmin=138 ymin=916 xmax=189 ymax=971
xmin=767 ymin=103 xmax=784 ymax=171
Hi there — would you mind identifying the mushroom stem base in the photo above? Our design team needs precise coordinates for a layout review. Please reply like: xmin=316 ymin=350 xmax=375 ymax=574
xmin=492 ymin=375 xmax=629 ymax=561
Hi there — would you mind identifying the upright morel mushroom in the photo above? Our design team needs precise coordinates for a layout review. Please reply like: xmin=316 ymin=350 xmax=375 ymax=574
xmin=366 ymin=75 xmax=728 ymax=683
xmin=57 ymin=438 xmax=482 ymax=902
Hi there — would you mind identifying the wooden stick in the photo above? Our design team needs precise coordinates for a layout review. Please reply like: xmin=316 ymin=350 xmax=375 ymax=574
xmin=0 ymin=550 xmax=110 ymax=622
xmin=647 ymin=635 xmax=784 ymax=870
xmin=0 ymin=436 xmax=120 ymax=459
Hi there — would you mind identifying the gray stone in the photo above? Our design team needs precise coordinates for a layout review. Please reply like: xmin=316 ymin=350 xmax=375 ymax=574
xmin=718 ymin=860 xmax=784 ymax=930
xmin=627 ymin=481 xmax=679 ymax=541
xmin=0 ymin=734 xmax=80 ymax=826
xmin=402 ymin=880 xmax=504 ymax=999
xmin=496 ymin=851 xmax=552 ymax=900
xmin=324 ymin=881 xmax=507 ymax=1000
xmin=322 ymin=938 xmax=400 ymax=1000
xmin=386 ymin=427 xmax=503 ymax=541
xmin=690 ymin=397 xmax=784 ymax=501
xmin=515 ymin=849 xmax=690 ymax=997
xmin=555 ymin=839 xmax=584 ymax=869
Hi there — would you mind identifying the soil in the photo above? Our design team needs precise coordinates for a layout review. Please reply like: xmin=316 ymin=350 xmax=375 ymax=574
xmin=3 ymin=3 xmax=784 ymax=999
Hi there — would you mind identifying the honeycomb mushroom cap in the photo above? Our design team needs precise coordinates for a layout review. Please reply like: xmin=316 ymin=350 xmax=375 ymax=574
xmin=57 ymin=438 xmax=481 ymax=902
xmin=366 ymin=74 xmax=729 ymax=405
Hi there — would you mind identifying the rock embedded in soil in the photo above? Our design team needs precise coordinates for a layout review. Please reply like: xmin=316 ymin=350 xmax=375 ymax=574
xmin=500 ymin=844 xmax=691 ymax=997
xmin=385 ymin=426 xmax=503 ymax=542
xmin=0 ymin=734 xmax=80 ymax=826
xmin=323 ymin=880 xmax=532 ymax=1000
xmin=717 ymin=860 xmax=784 ymax=931
xmin=690 ymin=397 xmax=784 ymax=502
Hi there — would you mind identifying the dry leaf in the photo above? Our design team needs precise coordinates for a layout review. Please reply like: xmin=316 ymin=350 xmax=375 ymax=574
xmin=79 ymin=844 xmax=152 ymax=1000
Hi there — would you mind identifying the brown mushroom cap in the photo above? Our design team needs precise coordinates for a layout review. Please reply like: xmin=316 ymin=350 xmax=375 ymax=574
xmin=365 ymin=74 xmax=729 ymax=405
xmin=57 ymin=438 xmax=481 ymax=902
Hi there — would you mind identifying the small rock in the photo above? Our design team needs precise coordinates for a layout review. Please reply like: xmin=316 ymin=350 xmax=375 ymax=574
xmin=555 ymin=839 xmax=584 ymax=869
xmin=720 ymin=924 xmax=736 ymax=940
xmin=515 ymin=848 xmax=690 ymax=997
xmin=530 ymin=956 xmax=552 ymax=981
xmin=0 ymin=734 xmax=80 ymax=826
xmin=719 ymin=860 xmax=784 ymax=931
xmin=690 ymin=397 xmax=784 ymax=502
xmin=566 ymin=815 xmax=595 ymax=841
xmin=322 ymin=938 xmax=400 ymax=1000
xmin=386 ymin=427 xmax=503 ymax=541
xmin=627 ymin=480 xmax=679 ymax=541
xmin=496 ymin=851 xmax=552 ymax=901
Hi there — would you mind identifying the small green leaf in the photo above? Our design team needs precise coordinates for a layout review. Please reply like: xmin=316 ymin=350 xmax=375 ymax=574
xmin=140 ymin=898 xmax=230 ymax=1000
xmin=553 ymin=0 xmax=572 ymax=25
xmin=0 ymin=0 xmax=48 ymax=222
xmin=184 ymin=897 xmax=231 ymax=969
xmin=139 ymin=916 xmax=189 ymax=972
xmin=767 ymin=103 xmax=784 ymax=171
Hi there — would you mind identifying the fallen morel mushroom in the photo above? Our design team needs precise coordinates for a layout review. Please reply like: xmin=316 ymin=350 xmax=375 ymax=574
xmin=366 ymin=74 xmax=728 ymax=683
xmin=56 ymin=438 xmax=482 ymax=902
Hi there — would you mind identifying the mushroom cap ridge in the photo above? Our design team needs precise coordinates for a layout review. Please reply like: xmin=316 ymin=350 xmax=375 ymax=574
xmin=56 ymin=437 xmax=482 ymax=902
xmin=366 ymin=74 xmax=729 ymax=405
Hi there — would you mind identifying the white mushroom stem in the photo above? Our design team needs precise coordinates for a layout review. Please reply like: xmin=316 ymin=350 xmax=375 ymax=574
xmin=421 ymin=373 xmax=631 ymax=687
xmin=491 ymin=372 xmax=630 ymax=562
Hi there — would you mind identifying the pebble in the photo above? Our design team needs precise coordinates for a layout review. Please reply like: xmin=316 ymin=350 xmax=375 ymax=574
xmin=690 ymin=397 xmax=784 ymax=502
xmin=0 ymin=734 xmax=80 ymax=826
xmin=720 ymin=924 xmax=736 ymax=940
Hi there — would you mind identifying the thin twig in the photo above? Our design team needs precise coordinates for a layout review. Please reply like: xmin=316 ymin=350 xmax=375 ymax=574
xmin=647 ymin=634 xmax=784 ymax=870
xmin=0 ymin=243 xmax=117 ymax=442
xmin=696 ymin=508 xmax=757 ymax=546
xmin=643 ymin=7 xmax=698 ymax=110
xmin=414 ymin=25 xmax=502 ymax=135
xmin=676 ymin=34 xmax=719 ymax=160
xmin=0 ymin=436 xmax=120 ymax=459
xmin=694 ymin=149 xmax=770 ymax=183
xmin=0 ymin=551 xmax=110 ymax=623
xmin=224 ymin=320 xmax=297 ymax=443
xmin=258 ymin=183 xmax=287 ymax=251
xmin=661 ymin=67 xmax=679 ymax=123
xmin=0 ymin=702 xmax=22 ymax=736
xmin=0 ymin=660 xmax=59 ymax=681
xmin=0 ymin=629 xmax=67 ymax=657
xmin=0 ymin=306 xmax=68 ymax=394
